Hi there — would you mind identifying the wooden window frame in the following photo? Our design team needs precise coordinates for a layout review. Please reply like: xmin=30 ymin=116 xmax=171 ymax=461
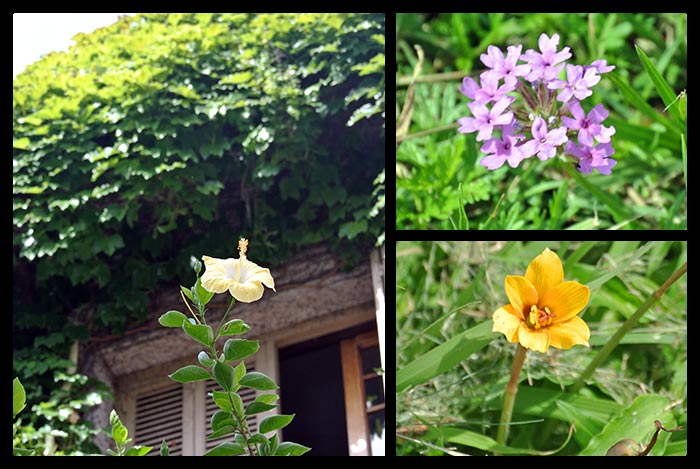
xmin=340 ymin=330 xmax=384 ymax=456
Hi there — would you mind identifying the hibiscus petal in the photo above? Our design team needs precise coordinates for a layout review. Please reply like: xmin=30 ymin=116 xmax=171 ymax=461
xmin=201 ymin=256 xmax=236 ymax=293
xmin=547 ymin=316 xmax=590 ymax=349
xmin=504 ymin=275 xmax=538 ymax=316
xmin=228 ymin=281 xmax=265 ymax=303
xmin=525 ymin=248 xmax=564 ymax=298
xmin=517 ymin=323 xmax=550 ymax=353
xmin=541 ymin=281 xmax=590 ymax=323
xmin=492 ymin=304 xmax=522 ymax=342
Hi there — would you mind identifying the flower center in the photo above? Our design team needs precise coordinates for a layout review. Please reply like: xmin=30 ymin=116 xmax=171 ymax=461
xmin=527 ymin=305 xmax=556 ymax=330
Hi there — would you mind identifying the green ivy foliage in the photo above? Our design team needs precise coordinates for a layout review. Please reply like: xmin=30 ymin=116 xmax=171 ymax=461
xmin=13 ymin=12 xmax=383 ymax=326
xmin=13 ymin=13 xmax=384 ymax=452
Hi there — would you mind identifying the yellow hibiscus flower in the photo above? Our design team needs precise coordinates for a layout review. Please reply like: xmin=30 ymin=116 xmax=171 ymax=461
xmin=492 ymin=248 xmax=590 ymax=353
xmin=201 ymin=238 xmax=275 ymax=303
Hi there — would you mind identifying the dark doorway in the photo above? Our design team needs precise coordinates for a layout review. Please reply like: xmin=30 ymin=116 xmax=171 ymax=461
xmin=278 ymin=322 xmax=375 ymax=456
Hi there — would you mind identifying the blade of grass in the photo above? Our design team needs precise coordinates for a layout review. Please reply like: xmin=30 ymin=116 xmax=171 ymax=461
xmin=432 ymin=424 xmax=574 ymax=456
xmin=396 ymin=321 xmax=495 ymax=394
xmin=635 ymin=44 xmax=686 ymax=131
xmin=681 ymin=132 xmax=687 ymax=190
xmin=607 ymin=71 xmax=684 ymax=136
xmin=564 ymin=164 xmax=634 ymax=224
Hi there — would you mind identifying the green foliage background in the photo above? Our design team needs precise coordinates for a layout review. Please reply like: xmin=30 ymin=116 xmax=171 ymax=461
xmin=396 ymin=13 xmax=686 ymax=229
xmin=396 ymin=241 xmax=687 ymax=456
xmin=13 ymin=13 xmax=384 ymax=454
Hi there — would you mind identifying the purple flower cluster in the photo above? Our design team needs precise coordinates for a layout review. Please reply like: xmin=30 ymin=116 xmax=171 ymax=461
xmin=457 ymin=33 xmax=617 ymax=175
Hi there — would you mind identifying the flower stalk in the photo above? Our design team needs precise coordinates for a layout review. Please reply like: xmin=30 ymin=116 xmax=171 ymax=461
xmin=497 ymin=344 xmax=528 ymax=447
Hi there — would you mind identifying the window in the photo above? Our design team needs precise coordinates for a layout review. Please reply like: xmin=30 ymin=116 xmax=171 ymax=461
xmin=126 ymin=362 xmax=258 ymax=456
xmin=340 ymin=331 xmax=385 ymax=456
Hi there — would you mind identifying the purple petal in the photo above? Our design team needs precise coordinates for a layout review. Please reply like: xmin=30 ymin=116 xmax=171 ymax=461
xmin=492 ymin=111 xmax=514 ymax=126
xmin=457 ymin=117 xmax=478 ymax=134
xmin=551 ymin=48 xmax=572 ymax=65
xmin=459 ymin=76 xmax=479 ymax=99
xmin=562 ymin=115 xmax=578 ymax=130
xmin=531 ymin=117 xmax=548 ymax=140
xmin=546 ymin=127 xmax=569 ymax=146
xmin=539 ymin=33 xmax=558 ymax=53
xmin=557 ymin=88 xmax=574 ymax=103
xmin=590 ymin=59 xmax=615 ymax=74
xmin=536 ymin=144 xmax=556 ymax=160
xmin=566 ymin=64 xmax=583 ymax=82
xmin=476 ymin=125 xmax=494 ymax=142
xmin=506 ymin=147 xmax=526 ymax=168
xmin=577 ymin=159 xmax=594 ymax=174
xmin=547 ymin=79 xmax=567 ymax=90
xmin=582 ymin=68 xmax=601 ymax=87
xmin=480 ymin=153 xmax=506 ymax=170
xmin=567 ymin=100 xmax=585 ymax=121
xmin=588 ymin=104 xmax=609 ymax=123
xmin=480 ymin=138 xmax=499 ymax=154
xmin=597 ymin=124 xmax=616 ymax=143
xmin=565 ymin=141 xmax=587 ymax=158
xmin=572 ymin=88 xmax=593 ymax=101
xmin=593 ymin=157 xmax=617 ymax=175
xmin=491 ymin=96 xmax=514 ymax=116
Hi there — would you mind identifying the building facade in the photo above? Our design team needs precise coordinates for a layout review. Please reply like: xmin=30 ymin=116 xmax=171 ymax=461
xmin=81 ymin=244 xmax=385 ymax=456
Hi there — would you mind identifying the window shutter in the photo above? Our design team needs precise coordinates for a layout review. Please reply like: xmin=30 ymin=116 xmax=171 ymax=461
xmin=204 ymin=365 xmax=258 ymax=454
xmin=133 ymin=383 xmax=183 ymax=456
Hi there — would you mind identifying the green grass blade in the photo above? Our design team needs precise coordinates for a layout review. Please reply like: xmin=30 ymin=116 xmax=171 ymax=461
xmin=555 ymin=400 xmax=606 ymax=449
xmin=681 ymin=132 xmax=687 ymax=190
xmin=509 ymin=386 xmax=622 ymax=423
xmin=565 ymin=164 xmax=633 ymax=224
xmin=580 ymin=394 xmax=675 ymax=456
xmin=607 ymin=71 xmax=684 ymax=135
xmin=396 ymin=321 xmax=495 ymax=394
xmin=635 ymin=44 xmax=686 ymax=130
xmin=434 ymin=425 xmax=573 ymax=455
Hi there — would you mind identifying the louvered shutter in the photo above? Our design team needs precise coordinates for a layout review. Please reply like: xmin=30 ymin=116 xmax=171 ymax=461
xmin=133 ymin=383 xmax=183 ymax=456
xmin=204 ymin=365 xmax=258 ymax=454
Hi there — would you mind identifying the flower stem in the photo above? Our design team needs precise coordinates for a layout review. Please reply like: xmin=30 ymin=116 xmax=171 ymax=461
xmin=570 ymin=261 xmax=687 ymax=393
xmin=496 ymin=344 xmax=528 ymax=448
xmin=213 ymin=297 xmax=237 ymax=340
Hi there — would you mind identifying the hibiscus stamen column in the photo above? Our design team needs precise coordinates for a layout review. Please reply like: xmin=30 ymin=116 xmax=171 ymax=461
xmin=496 ymin=344 xmax=527 ymax=446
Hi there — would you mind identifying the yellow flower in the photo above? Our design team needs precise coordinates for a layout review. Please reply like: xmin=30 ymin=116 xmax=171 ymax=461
xmin=201 ymin=238 xmax=275 ymax=303
xmin=492 ymin=248 xmax=590 ymax=353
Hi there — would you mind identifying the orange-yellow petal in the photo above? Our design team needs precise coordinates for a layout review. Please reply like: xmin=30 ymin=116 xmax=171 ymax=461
xmin=504 ymin=276 xmax=538 ymax=317
xmin=547 ymin=316 xmax=590 ymax=350
xmin=540 ymin=281 xmax=590 ymax=323
xmin=492 ymin=305 xmax=522 ymax=342
xmin=525 ymin=248 xmax=564 ymax=299
xmin=517 ymin=323 xmax=550 ymax=353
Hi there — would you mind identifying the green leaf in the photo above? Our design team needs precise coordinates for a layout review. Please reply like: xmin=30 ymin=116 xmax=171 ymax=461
xmin=13 ymin=137 xmax=31 ymax=150
xmin=681 ymin=133 xmax=687 ymax=190
xmin=259 ymin=414 xmax=295 ymax=433
xmin=207 ymin=425 xmax=238 ymax=439
xmin=212 ymin=361 xmax=235 ymax=392
xmin=182 ymin=321 xmax=214 ymax=347
xmin=13 ymin=377 xmax=26 ymax=418
xmin=565 ymin=165 xmax=634 ymax=224
xmin=169 ymin=365 xmax=210 ymax=383
xmin=580 ymin=395 xmax=675 ymax=456
xmin=158 ymin=310 xmax=188 ymax=328
xmin=109 ymin=409 xmax=122 ymax=428
xmin=635 ymin=44 xmax=686 ymax=130
xmin=230 ymin=392 xmax=244 ymax=416
xmin=234 ymin=361 xmax=246 ymax=384
xmin=220 ymin=319 xmax=251 ymax=336
xmin=396 ymin=320 xmax=495 ymax=394
xmin=203 ymin=442 xmax=247 ymax=456
xmin=274 ymin=441 xmax=312 ymax=456
xmin=211 ymin=410 xmax=236 ymax=432
xmin=194 ymin=277 xmax=215 ymax=306
xmin=112 ymin=421 xmax=128 ymax=446
xmin=255 ymin=393 xmax=280 ymax=404
xmin=246 ymin=401 xmax=277 ymax=415
xmin=198 ymin=351 xmax=215 ymax=367
xmin=13 ymin=447 xmax=36 ymax=456
xmin=160 ymin=440 xmax=170 ymax=456
xmin=224 ymin=338 xmax=259 ymax=361
xmin=125 ymin=445 xmax=152 ymax=456
xmin=239 ymin=371 xmax=279 ymax=390
xmin=211 ymin=391 xmax=232 ymax=412
xmin=180 ymin=286 xmax=193 ymax=301
xmin=338 ymin=220 xmax=367 ymax=239
xmin=248 ymin=433 xmax=268 ymax=445
xmin=510 ymin=386 xmax=621 ymax=423
xmin=268 ymin=433 xmax=280 ymax=454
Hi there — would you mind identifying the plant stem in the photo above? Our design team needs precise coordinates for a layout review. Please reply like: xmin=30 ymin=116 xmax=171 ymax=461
xmin=213 ymin=297 xmax=237 ymax=340
xmin=570 ymin=261 xmax=687 ymax=393
xmin=496 ymin=344 xmax=528 ymax=448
